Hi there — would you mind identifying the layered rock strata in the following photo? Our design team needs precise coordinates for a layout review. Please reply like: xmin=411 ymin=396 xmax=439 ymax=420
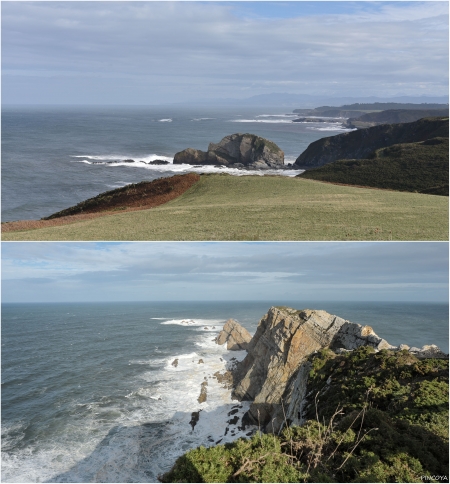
xmin=215 ymin=318 xmax=252 ymax=351
xmin=173 ymin=133 xmax=285 ymax=169
xmin=218 ymin=306 xmax=446 ymax=435
xmin=231 ymin=307 xmax=393 ymax=431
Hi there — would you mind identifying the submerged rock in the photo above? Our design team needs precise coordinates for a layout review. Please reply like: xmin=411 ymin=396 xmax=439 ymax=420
xmin=173 ymin=133 xmax=284 ymax=169
xmin=215 ymin=319 xmax=252 ymax=351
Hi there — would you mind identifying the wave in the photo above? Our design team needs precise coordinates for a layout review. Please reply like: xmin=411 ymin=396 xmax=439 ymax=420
xmin=229 ymin=119 xmax=293 ymax=124
xmin=161 ymin=318 xmax=224 ymax=327
xmin=255 ymin=114 xmax=297 ymax=118
xmin=158 ymin=119 xmax=172 ymax=122
xmin=307 ymin=126 xmax=357 ymax=132
xmin=191 ymin=118 xmax=215 ymax=121
xmin=71 ymin=154 xmax=303 ymax=177
xmin=2 ymin=328 xmax=256 ymax=483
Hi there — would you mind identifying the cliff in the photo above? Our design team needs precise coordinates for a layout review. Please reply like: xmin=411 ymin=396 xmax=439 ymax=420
xmin=294 ymin=117 xmax=448 ymax=169
xmin=299 ymin=136 xmax=449 ymax=195
xmin=162 ymin=306 xmax=448 ymax=483
xmin=173 ymin=133 xmax=284 ymax=169
xmin=231 ymin=307 xmax=396 ymax=432
xmin=346 ymin=109 xmax=449 ymax=129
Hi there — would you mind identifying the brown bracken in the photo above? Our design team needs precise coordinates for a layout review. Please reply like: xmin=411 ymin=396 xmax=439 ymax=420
xmin=2 ymin=173 xmax=200 ymax=233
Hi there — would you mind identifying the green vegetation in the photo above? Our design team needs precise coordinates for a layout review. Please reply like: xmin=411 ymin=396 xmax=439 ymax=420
xmin=247 ymin=134 xmax=281 ymax=155
xmin=300 ymin=138 xmax=449 ymax=195
xmin=3 ymin=174 xmax=448 ymax=240
xmin=161 ymin=348 xmax=449 ymax=483
xmin=347 ymin=110 xmax=449 ymax=128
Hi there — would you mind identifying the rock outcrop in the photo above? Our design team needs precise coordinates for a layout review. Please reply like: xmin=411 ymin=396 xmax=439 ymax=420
xmin=231 ymin=307 xmax=394 ymax=431
xmin=173 ymin=133 xmax=284 ymax=169
xmin=294 ymin=117 xmax=448 ymax=169
xmin=215 ymin=306 xmax=447 ymax=435
xmin=215 ymin=319 xmax=252 ymax=351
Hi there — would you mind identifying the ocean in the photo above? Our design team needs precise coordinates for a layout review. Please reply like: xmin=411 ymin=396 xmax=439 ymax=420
xmin=2 ymin=300 xmax=448 ymax=483
xmin=1 ymin=105 xmax=353 ymax=222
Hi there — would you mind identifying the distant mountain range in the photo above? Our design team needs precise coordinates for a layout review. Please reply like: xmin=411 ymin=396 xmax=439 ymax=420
xmin=180 ymin=92 xmax=449 ymax=108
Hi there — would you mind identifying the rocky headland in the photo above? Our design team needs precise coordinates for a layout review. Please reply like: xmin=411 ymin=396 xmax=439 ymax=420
xmin=345 ymin=108 xmax=449 ymax=129
xmin=295 ymin=117 xmax=449 ymax=195
xmin=294 ymin=116 xmax=448 ymax=169
xmin=173 ymin=133 xmax=287 ymax=170
xmin=162 ymin=306 xmax=448 ymax=483
xmin=226 ymin=306 xmax=446 ymax=433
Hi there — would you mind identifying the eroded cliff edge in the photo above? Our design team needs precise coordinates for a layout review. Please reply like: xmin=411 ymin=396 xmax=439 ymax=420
xmin=162 ymin=306 xmax=448 ymax=482
xmin=222 ymin=306 xmax=446 ymax=433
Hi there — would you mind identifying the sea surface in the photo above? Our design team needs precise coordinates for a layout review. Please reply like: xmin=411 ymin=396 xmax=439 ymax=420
xmin=2 ymin=300 xmax=448 ymax=483
xmin=1 ymin=105 xmax=353 ymax=222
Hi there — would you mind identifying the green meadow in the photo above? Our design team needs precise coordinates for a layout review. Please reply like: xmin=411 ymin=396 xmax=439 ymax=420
xmin=2 ymin=174 xmax=448 ymax=241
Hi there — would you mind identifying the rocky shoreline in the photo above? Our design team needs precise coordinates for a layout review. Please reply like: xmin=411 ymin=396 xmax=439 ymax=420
xmin=162 ymin=306 xmax=448 ymax=482
xmin=214 ymin=307 xmax=447 ymax=433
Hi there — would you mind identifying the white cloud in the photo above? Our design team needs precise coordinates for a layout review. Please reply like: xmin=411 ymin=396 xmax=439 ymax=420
xmin=2 ymin=2 xmax=448 ymax=103
xmin=1 ymin=242 xmax=448 ymax=303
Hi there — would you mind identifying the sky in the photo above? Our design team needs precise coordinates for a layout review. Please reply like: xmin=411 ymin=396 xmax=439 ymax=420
xmin=2 ymin=242 xmax=448 ymax=303
xmin=2 ymin=1 xmax=448 ymax=104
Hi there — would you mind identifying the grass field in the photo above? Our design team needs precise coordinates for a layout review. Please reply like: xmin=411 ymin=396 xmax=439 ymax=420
xmin=2 ymin=174 xmax=448 ymax=241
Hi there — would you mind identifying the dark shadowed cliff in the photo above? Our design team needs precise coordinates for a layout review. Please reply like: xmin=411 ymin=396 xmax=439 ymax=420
xmin=294 ymin=117 xmax=448 ymax=169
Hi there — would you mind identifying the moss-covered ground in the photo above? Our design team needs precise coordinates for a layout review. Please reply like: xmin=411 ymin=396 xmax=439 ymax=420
xmin=3 ymin=174 xmax=448 ymax=241
xmin=161 ymin=347 xmax=448 ymax=483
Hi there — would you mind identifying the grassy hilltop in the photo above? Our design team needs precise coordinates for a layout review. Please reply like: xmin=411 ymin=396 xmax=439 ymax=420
xmin=161 ymin=347 xmax=449 ymax=483
xmin=2 ymin=174 xmax=448 ymax=241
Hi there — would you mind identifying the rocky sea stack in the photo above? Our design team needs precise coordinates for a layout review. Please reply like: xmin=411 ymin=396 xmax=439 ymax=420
xmin=162 ymin=306 xmax=448 ymax=483
xmin=173 ymin=133 xmax=285 ymax=169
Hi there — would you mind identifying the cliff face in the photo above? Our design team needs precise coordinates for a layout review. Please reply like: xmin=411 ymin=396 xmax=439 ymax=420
xmin=173 ymin=133 xmax=284 ymax=169
xmin=231 ymin=307 xmax=393 ymax=432
xmin=294 ymin=117 xmax=448 ymax=169
xmin=298 ymin=137 xmax=449 ymax=195
xmin=164 ymin=307 xmax=448 ymax=483
xmin=228 ymin=306 xmax=446 ymax=433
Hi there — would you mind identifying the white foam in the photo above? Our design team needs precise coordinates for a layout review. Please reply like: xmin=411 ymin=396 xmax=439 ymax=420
xmin=191 ymin=118 xmax=215 ymax=121
xmin=161 ymin=318 xmax=224 ymax=327
xmin=158 ymin=119 xmax=172 ymax=122
xmin=2 ymin=327 xmax=256 ymax=483
xmin=256 ymin=114 xmax=297 ymax=118
xmin=229 ymin=119 xmax=293 ymax=124
xmin=71 ymin=154 xmax=302 ymax=176
xmin=307 ymin=126 xmax=356 ymax=132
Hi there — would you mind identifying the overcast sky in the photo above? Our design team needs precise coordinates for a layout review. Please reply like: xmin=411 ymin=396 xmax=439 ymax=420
xmin=2 ymin=242 xmax=448 ymax=303
xmin=2 ymin=1 xmax=448 ymax=104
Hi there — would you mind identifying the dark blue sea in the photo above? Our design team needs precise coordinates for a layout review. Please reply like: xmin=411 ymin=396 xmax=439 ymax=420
xmin=1 ymin=105 xmax=352 ymax=222
xmin=2 ymin=300 xmax=448 ymax=482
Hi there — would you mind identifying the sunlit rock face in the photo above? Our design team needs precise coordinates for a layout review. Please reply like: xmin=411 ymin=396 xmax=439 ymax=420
xmin=173 ymin=133 xmax=284 ymax=169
